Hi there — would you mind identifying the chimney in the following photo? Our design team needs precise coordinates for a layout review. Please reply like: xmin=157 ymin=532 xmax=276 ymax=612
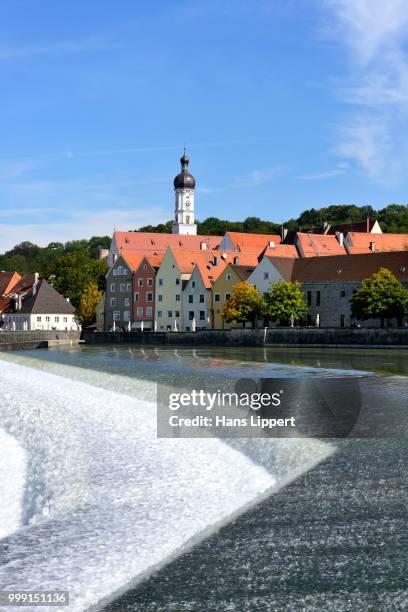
xmin=268 ymin=240 xmax=275 ymax=249
xmin=281 ymin=227 xmax=288 ymax=242
xmin=32 ymin=273 xmax=39 ymax=296
xmin=370 ymin=241 xmax=375 ymax=252
xmin=200 ymin=241 xmax=208 ymax=250
xmin=214 ymin=255 xmax=220 ymax=266
xmin=221 ymin=252 xmax=227 ymax=260
xmin=366 ymin=216 xmax=369 ymax=233
xmin=233 ymin=256 xmax=239 ymax=265
xmin=13 ymin=295 xmax=19 ymax=312
xmin=336 ymin=232 xmax=344 ymax=246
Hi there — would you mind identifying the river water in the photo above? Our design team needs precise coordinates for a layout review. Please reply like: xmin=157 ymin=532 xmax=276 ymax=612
xmin=0 ymin=345 xmax=407 ymax=611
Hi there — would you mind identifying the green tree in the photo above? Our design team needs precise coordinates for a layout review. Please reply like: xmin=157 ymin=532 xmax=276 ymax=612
xmin=263 ymin=280 xmax=308 ymax=327
xmin=77 ymin=282 xmax=103 ymax=327
xmin=350 ymin=268 xmax=408 ymax=327
xmin=222 ymin=281 xmax=263 ymax=327
xmin=48 ymin=251 xmax=108 ymax=308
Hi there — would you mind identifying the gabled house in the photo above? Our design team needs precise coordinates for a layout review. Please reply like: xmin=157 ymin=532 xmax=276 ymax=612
xmin=248 ymin=256 xmax=296 ymax=296
xmin=210 ymin=263 xmax=255 ymax=329
xmin=132 ymin=254 xmax=163 ymax=330
xmin=0 ymin=274 xmax=78 ymax=331
xmin=105 ymin=252 xmax=143 ymax=331
xmin=154 ymin=247 xmax=216 ymax=331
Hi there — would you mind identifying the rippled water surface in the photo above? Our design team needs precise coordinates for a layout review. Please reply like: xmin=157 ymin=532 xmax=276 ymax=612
xmin=0 ymin=344 xmax=407 ymax=611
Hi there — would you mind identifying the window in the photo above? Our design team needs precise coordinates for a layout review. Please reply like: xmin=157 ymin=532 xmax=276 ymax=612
xmin=225 ymin=293 xmax=231 ymax=301
xmin=168 ymin=310 xmax=173 ymax=318
xmin=124 ymin=298 xmax=130 ymax=307
xmin=124 ymin=311 xmax=130 ymax=322
xmin=137 ymin=307 xmax=143 ymax=317
xmin=316 ymin=291 xmax=321 ymax=306
xmin=143 ymin=263 xmax=147 ymax=270
xmin=134 ymin=292 xmax=139 ymax=302
xmin=113 ymin=269 xmax=118 ymax=276
xmin=158 ymin=311 xmax=163 ymax=318
xmin=146 ymin=306 xmax=152 ymax=317
xmin=158 ymin=278 xmax=163 ymax=286
xmin=176 ymin=278 xmax=180 ymax=285
xmin=126 ymin=283 xmax=131 ymax=292
xmin=110 ymin=297 xmax=116 ymax=306
xmin=341 ymin=290 xmax=346 ymax=298
xmin=307 ymin=291 xmax=312 ymax=306
xmin=192 ymin=281 xmax=196 ymax=288
xmin=158 ymin=294 xmax=163 ymax=302
xmin=37 ymin=316 xmax=42 ymax=322
xmin=113 ymin=311 xmax=120 ymax=321
xmin=138 ymin=278 xmax=143 ymax=287
xmin=264 ymin=272 xmax=269 ymax=280
xmin=110 ymin=283 xmax=116 ymax=292
xmin=340 ymin=314 xmax=345 ymax=328
xmin=199 ymin=294 xmax=204 ymax=303
xmin=189 ymin=311 xmax=194 ymax=320
xmin=189 ymin=295 xmax=194 ymax=303
xmin=147 ymin=292 xmax=153 ymax=302
xmin=176 ymin=294 xmax=180 ymax=301
xmin=147 ymin=278 xmax=153 ymax=287
xmin=46 ymin=316 xmax=50 ymax=322
xmin=123 ymin=269 xmax=128 ymax=276
xmin=63 ymin=317 xmax=68 ymax=323
xmin=214 ymin=293 xmax=220 ymax=302
xmin=226 ymin=274 xmax=231 ymax=281
xmin=175 ymin=310 xmax=180 ymax=318
xmin=120 ymin=283 xmax=125 ymax=292
xmin=55 ymin=316 xmax=59 ymax=322
xmin=199 ymin=311 xmax=205 ymax=320
xmin=117 ymin=266 xmax=123 ymax=275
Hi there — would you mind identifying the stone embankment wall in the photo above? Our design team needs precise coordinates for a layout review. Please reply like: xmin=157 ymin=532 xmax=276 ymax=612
xmin=83 ymin=328 xmax=408 ymax=348
xmin=0 ymin=330 xmax=81 ymax=351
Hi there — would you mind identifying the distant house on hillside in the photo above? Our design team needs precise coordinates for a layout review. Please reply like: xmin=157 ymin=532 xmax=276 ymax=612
xmin=0 ymin=273 xmax=79 ymax=331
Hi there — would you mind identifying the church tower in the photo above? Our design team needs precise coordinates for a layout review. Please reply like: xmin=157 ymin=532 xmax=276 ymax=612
xmin=172 ymin=149 xmax=197 ymax=235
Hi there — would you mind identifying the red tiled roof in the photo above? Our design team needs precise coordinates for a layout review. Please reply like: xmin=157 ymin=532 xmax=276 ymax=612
xmin=114 ymin=231 xmax=222 ymax=254
xmin=296 ymin=233 xmax=347 ymax=257
xmin=261 ymin=244 xmax=299 ymax=258
xmin=346 ymin=232 xmax=408 ymax=254
xmin=293 ymin=251 xmax=408 ymax=283
xmin=0 ymin=271 xmax=21 ymax=296
xmin=225 ymin=232 xmax=282 ymax=252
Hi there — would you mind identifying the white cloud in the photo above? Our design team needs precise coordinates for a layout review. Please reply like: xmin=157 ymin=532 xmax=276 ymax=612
xmin=297 ymin=164 xmax=348 ymax=180
xmin=324 ymin=0 xmax=408 ymax=64
xmin=202 ymin=165 xmax=285 ymax=194
xmin=323 ymin=0 xmax=408 ymax=182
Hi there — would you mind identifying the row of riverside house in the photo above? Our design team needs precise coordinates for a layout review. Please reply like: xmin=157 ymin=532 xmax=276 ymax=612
xmin=100 ymin=151 xmax=408 ymax=331
xmin=102 ymin=228 xmax=408 ymax=331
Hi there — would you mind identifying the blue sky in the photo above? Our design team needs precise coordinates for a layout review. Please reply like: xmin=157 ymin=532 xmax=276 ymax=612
xmin=1 ymin=0 xmax=408 ymax=250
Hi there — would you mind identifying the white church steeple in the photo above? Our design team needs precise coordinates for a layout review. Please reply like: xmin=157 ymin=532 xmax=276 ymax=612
xmin=172 ymin=149 xmax=197 ymax=235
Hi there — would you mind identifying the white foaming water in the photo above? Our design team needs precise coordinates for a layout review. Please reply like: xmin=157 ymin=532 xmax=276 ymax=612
xmin=0 ymin=428 xmax=26 ymax=539
xmin=0 ymin=357 xmax=334 ymax=612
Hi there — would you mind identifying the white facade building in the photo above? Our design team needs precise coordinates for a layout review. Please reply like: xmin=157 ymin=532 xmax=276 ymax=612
xmin=182 ymin=265 xmax=211 ymax=331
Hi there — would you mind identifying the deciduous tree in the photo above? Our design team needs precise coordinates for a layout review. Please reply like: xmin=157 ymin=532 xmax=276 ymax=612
xmin=263 ymin=280 xmax=307 ymax=327
xmin=222 ymin=281 xmax=263 ymax=327
xmin=350 ymin=268 xmax=408 ymax=326
xmin=77 ymin=282 xmax=103 ymax=327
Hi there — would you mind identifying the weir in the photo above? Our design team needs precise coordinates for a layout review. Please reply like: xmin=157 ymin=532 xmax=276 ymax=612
xmin=0 ymin=356 xmax=334 ymax=612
